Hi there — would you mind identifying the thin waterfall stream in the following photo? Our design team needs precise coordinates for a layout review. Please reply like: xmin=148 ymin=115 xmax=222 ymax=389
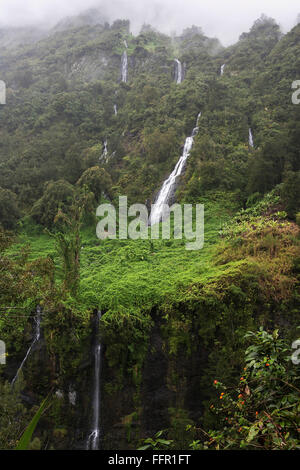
xmin=121 ymin=50 xmax=128 ymax=83
xmin=249 ymin=128 xmax=254 ymax=147
xmin=100 ymin=140 xmax=108 ymax=163
xmin=174 ymin=59 xmax=183 ymax=84
xmin=11 ymin=306 xmax=41 ymax=387
xmin=86 ymin=311 xmax=102 ymax=450
xmin=150 ymin=112 xmax=201 ymax=226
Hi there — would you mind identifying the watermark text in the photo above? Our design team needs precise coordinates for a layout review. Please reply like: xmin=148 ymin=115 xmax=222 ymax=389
xmin=291 ymin=339 xmax=300 ymax=365
xmin=0 ymin=340 xmax=6 ymax=365
xmin=96 ymin=197 xmax=204 ymax=251
xmin=0 ymin=80 xmax=6 ymax=105
xmin=292 ymin=80 xmax=300 ymax=104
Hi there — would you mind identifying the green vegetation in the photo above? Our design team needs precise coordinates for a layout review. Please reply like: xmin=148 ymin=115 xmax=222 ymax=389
xmin=189 ymin=328 xmax=300 ymax=450
xmin=16 ymin=394 xmax=52 ymax=450
xmin=0 ymin=13 xmax=299 ymax=450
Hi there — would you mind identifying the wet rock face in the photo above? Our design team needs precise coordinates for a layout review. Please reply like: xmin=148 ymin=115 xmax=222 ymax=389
xmin=140 ymin=318 xmax=171 ymax=435
xmin=62 ymin=43 xmax=174 ymax=88
xmin=140 ymin=316 xmax=209 ymax=437
xmin=4 ymin=322 xmax=93 ymax=450
xmin=99 ymin=309 xmax=208 ymax=450
xmin=93 ymin=310 xmax=171 ymax=449
xmin=7 ymin=308 xmax=207 ymax=450
xmin=67 ymin=53 xmax=112 ymax=82
xmin=130 ymin=53 xmax=172 ymax=79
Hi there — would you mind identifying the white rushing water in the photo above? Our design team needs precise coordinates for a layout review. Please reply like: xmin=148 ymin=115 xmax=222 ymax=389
xmin=150 ymin=112 xmax=201 ymax=226
xmin=113 ymin=104 xmax=118 ymax=116
xmin=174 ymin=59 xmax=183 ymax=84
xmin=86 ymin=311 xmax=102 ymax=450
xmin=11 ymin=307 xmax=41 ymax=387
xmin=69 ymin=386 xmax=77 ymax=406
xmin=220 ymin=64 xmax=226 ymax=76
xmin=249 ymin=128 xmax=254 ymax=147
xmin=124 ymin=40 xmax=128 ymax=49
xmin=100 ymin=140 xmax=108 ymax=162
xmin=121 ymin=51 xmax=128 ymax=83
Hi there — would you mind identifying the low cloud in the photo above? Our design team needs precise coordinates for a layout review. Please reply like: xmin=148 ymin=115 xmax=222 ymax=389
xmin=0 ymin=0 xmax=299 ymax=45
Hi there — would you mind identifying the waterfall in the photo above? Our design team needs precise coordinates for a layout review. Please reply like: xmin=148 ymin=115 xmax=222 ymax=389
xmin=174 ymin=59 xmax=183 ymax=84
xmin=124 ymin=40 xmax=128 ymax=49
xmin=121 ymin=51 xmax=128 ymax=83
xmin=150 ymin=112 xmax=201 ymax=226
xmin=101 ymin=140 xmax=108 ymax=162
xmin=249 ymin=128 xmax=254 ymax=148
xmin=86 ymin=311 xmax=102 ymax=451
xmin=194 ymin=111 xmax=202 ymax=130
xmin=220 ymin=64 xmax=226 ymax=76
xmin=113 ymin=104 xmax=118 ymax=116
xmin=11 ymin=306 xmax=41 ymax=387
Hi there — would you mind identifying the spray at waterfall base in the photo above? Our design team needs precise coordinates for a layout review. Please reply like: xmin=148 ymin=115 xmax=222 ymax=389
xmin=96 ymin=197 xmax=204 ymax=251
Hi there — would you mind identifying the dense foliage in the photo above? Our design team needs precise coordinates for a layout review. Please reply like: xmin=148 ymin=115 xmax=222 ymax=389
xmin=190 ymin=329 xmax=300 ymax=450
xmin=0 ymin=12 xmax=299 ymax=450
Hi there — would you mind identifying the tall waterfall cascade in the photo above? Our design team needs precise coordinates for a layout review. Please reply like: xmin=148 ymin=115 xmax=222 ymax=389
xmin=174 ymin=59 xmax=183 ymax=84
xmin=220 ymin=64 xmax=226 ymax=76
xmin=249 ymin=128 xmax=254 ymax=148
xmin=11 ymin=306 xmax=41 ymax=387
xmin=150 ymin=112 xmax=202 ymax=226
xmin=113 ymin=104 xmax=118 ymax=116
xmin=121 ymin=51 xmax=128 ymax=83
xmin=86 ymin=311 xmax=102 ymax=450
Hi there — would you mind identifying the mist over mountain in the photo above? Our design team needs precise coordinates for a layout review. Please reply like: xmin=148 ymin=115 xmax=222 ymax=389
xmin=0 ymin=0 xmax=299 ymax=45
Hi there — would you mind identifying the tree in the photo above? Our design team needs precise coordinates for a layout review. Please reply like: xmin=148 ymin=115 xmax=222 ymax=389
xmin=77 ymin=166 xmax=112 ymax=202
xmin=48 ymin=189 xmax=93 ymax=296
xmin=15 ymin=69 xmax=34 ymax=89
xmin=247 ymin=137 xmax=286 ymax=195
xmin=0 ymin=187 xmax=20 ymax=230
xmin=31 ymin=180 xmax=75 ymax=229
xmin=192 ymin=134 xmax=217 ymax=161
xmin=81 ymin=144 xmax=103 ymax=169
xmin=241 ymin=14 xmax=281 ymax=41
xmin=181 ymin=25 xmax=204 ymax=38
xmin=281 ymin=171 xmax=300 ymax=218
xmin=142 ymin=128 xmax=179 ymax=164
xmin=0 ymin=228 xmax=14 ymax=252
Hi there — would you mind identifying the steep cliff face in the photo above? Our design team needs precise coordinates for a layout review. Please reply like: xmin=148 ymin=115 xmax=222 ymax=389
xmin=67 ymin=52 xmax=119 ymax=82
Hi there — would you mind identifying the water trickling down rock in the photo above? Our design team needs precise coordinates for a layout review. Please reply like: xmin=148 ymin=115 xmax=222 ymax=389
xmin=86 ymin=311 xmax=102 ymax=450
xmin=174 ymin=59 xmax=183 ymax=84
xmin=121 ymin=51 xmax=128 ymax=83
xmin=249 ymin=128 xmax=254 ymax=148
xmin=11 ymin=306 xmax=41 ymax=387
